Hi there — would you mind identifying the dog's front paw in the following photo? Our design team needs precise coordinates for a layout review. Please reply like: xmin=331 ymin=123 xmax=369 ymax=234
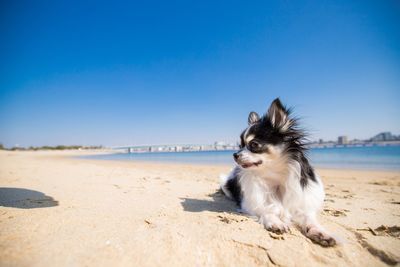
xmin=305 ymin=225 xmax=336 ymax=247
xmin=260 ymin=215 xmax=289 ymax=234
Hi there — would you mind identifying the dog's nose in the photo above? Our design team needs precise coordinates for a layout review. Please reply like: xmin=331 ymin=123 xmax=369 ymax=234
xmin=233 ymin=152 xmax=239 ymax=160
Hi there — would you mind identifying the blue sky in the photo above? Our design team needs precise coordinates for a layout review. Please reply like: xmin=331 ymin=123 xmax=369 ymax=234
xmin=1 ymin=0 xmax=399 ymax=147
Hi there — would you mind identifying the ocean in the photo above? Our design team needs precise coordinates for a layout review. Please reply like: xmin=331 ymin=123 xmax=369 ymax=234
xmin=84 ymin=145 xmax=400 ymax=171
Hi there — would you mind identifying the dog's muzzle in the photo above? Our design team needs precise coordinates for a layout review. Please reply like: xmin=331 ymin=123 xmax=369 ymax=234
xmin=233 ymin=152 xmax=262 ymax=168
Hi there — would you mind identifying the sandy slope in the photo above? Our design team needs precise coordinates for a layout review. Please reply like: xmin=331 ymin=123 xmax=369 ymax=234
xmin=0 ymin=151 xmax=399 ymax=266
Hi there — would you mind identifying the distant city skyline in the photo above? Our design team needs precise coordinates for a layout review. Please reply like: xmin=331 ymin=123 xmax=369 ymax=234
xmin=1 ymin=1 xmax=399 ymax=147
xmin=2 ymin=131 xmax=399 ymax=150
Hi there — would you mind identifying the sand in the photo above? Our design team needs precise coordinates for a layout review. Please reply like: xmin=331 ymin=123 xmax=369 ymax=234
xmin=0 ymin=150 xmax=399 ymax=267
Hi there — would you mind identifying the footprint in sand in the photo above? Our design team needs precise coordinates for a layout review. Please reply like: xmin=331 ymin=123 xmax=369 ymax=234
xmin=217 ymin=214 xmax=247 ymax=224
xmin=353 ymin=231 xmax=399 ymax=265
xmin=357 ymin=225 xmax=400 ymax=238
xmin=326 ymin=192 xmax=354 ymax=199
xmin=363 ymin=208 xmax=376 ymax=211
xmin=323 ymin=208 xmax=349 ymax=217
xmin=373 ymin=225 xmax=400 ymax=238
xmin=370 ymin=181 xmax=400 ymax=186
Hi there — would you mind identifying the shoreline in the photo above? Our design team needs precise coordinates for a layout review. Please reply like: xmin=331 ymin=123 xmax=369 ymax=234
xmin=0 ymin=150 xmax=399 ymax=266
xmin=3 ymin=148 xmax=399 ymax=172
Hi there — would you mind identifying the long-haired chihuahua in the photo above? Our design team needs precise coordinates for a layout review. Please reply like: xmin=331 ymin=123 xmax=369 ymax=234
xmin=220 ymin=98 xmax=336 ymax=247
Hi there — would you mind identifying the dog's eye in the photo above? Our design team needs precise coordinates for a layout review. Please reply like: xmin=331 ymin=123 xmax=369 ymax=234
xmin=249 ymin=141 xmax=260 ymax=149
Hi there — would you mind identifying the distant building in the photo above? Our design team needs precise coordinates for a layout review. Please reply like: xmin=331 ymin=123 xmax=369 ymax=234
xmin=370 ymin=132 xmax=394 ymax=142
xmin=337 ymin=136 xmax=348 ymax=145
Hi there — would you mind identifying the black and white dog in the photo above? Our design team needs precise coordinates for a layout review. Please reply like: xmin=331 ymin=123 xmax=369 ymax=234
xmin=220 ymin=98 xmax=336 ymax=247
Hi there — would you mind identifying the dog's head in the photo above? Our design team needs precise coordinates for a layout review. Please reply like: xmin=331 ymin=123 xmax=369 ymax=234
xmin=234 ymin=98 xmax=304 ymax=170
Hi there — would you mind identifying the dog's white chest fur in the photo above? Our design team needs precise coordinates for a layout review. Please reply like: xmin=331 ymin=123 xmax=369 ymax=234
xmin=239 ymin=170 xmax=287 ymax=219
xmin=235 ymin=161 xmax=326 ymax=229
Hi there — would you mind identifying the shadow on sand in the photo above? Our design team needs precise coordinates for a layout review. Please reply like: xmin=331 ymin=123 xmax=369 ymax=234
xmin=181 ymin=190 xmax=238 ymax=213
xmin=0 ymin=188 xmax=59 ymax=209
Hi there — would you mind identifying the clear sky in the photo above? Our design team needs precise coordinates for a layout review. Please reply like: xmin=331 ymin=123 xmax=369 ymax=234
xmin=1 ymin=0 xmax=399 ymax=147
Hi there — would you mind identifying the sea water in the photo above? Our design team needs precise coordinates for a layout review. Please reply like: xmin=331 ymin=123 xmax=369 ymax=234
xmin=84 ymin=145 xmax=400 ymax=171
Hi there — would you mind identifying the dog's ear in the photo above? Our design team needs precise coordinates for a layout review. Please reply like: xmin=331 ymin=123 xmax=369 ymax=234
xmin=267 ymin=98 xmax=290 ymax=129
xmin=248 ymin=111 xmax=260 ymax=125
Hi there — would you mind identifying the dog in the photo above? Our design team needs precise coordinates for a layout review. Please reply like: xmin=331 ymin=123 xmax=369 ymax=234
xmin=220 ymin=98 xmax=336 ymax=247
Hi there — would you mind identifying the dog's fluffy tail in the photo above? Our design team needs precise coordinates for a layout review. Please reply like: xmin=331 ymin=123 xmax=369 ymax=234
xmin=219 ymin=173 xmax=233 ymax=199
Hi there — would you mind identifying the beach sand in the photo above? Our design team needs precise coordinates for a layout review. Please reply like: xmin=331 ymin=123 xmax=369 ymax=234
xmin=0 ymin=150 xmax=399 ymax=266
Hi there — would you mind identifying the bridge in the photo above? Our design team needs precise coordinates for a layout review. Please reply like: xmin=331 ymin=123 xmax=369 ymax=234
xmin=111 ymin=143 xmax=238 ymax=153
